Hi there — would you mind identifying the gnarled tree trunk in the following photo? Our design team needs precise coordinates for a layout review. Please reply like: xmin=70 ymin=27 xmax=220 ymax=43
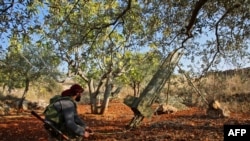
xmin=124 ymin=49 xmax=182 ymax=128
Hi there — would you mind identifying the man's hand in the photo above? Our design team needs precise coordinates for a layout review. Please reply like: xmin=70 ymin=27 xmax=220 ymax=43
xmin=83 ymin=131 xmax=90 ymax=138
xmin=85 ymin=126 xmax=93 ymax=134
xmin=83 ymin=126 xmax=93 ymax=138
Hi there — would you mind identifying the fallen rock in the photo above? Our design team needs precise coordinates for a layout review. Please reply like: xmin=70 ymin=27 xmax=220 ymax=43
xmin=0 ymin=103 xmax=10 ymax=115
xmin=155 ymin=104 xmax=178 ymax=115
xmin=206 ymin=100 xmax=230 ymax=118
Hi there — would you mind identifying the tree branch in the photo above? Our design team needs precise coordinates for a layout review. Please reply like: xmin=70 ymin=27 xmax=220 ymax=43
xmin=178 ymin=0 xmax=209 ymax=50
xmin=200 ymin=3 xmax=242 ymax=75
xmin=185 ymin=0 xmax=208 ymax=36
xmin=92 ymin=0 xmax=132 ymax=30
xmin=0 ymin=0 xmax=14 ymax=13
xmin=215 ymin=3 xmax=241 ymax=53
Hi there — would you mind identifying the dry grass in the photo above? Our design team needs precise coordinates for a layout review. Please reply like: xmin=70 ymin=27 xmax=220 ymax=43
xmin=166 ymin=69 xmax=250 ymax=113
xmin=1 ymin=68 xmax=250 ymax=114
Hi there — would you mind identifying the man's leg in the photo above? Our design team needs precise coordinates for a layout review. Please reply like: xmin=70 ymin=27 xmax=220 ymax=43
xmin=69 ymin=136 xmax=83 ymax=141
xmin=75 ymin=137 xmax=83 ymax=141
xmin=48 ymin=135 xmax=59 ymax=141
xmin=46 ymin=129 xmax=60 ymax=141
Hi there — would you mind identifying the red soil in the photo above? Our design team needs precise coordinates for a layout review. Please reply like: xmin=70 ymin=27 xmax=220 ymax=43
xmin=0 ymin=101 xmax=249 ymax=141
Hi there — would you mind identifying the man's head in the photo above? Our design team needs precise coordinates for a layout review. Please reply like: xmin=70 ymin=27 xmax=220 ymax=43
xmin=61 ymin=84 xmax=84 ymax=102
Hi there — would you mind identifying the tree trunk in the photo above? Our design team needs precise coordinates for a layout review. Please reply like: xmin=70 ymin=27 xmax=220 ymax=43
xmin=90 ymin=94 xmax=98 ymax=113
xmin=132 ymin=82 xmax=136 ymax=97
xmin=124 ymin=50 xmax=183 ymax=128
xmin=131 ymin=82 xmax=140 ymax=97
xmin=100 ymin=77 xmax=112 ymax=114
xmin=17 ymin=78 xmax=30 ymax=114
xmin=136 ymin=82 xmax=140 ymax=97
xmin=88 ymin=79 xmax=98 ymax=114
xmin=100 ymin=84 xmax=111 ymax=114
xmin=88 ymin=75 xmax=113 ymax=114
xmin=126 ymin=114 xmax=144 ymax=129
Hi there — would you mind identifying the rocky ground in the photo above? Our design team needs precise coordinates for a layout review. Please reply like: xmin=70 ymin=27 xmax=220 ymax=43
xmin=0 ymin=101 xmax=249 ymax=141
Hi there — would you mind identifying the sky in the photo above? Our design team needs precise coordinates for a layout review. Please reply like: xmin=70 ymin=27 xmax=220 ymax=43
xmin=177 ymin=29 xmax=250 ymax=74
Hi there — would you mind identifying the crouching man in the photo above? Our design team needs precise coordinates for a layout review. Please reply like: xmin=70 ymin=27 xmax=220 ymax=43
xmin=44 ymin=84 xmax=93 ymax=141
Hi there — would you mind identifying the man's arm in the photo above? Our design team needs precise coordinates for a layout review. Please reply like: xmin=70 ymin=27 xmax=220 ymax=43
xmin=59 ymin=100 xmax=85 ymax=136
xmin=75 ymin=114 xmax=86 ymax=127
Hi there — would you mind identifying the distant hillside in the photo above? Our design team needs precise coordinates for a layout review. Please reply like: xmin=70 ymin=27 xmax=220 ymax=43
xmin=205 ymin=67 xmax=250 ymax=77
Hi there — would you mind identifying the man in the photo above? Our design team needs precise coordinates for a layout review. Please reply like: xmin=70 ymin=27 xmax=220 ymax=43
xmin=44 ymin=84 xmax=92 ymax=141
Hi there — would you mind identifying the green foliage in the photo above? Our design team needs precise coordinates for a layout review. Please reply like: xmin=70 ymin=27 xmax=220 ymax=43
xmin=118 ymin=51 xmax=161 ymax=86
xmin=0 ymin=0 xmax=249 ymax=114
xmin=0 ymin=34 xmax=61 ymax=92
xmin=0 ymin=0 xmax=45 ymax=46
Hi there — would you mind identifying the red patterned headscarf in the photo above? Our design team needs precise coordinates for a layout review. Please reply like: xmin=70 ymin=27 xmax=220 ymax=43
xmin=61 ymin=84 xmax=84 ymax=97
